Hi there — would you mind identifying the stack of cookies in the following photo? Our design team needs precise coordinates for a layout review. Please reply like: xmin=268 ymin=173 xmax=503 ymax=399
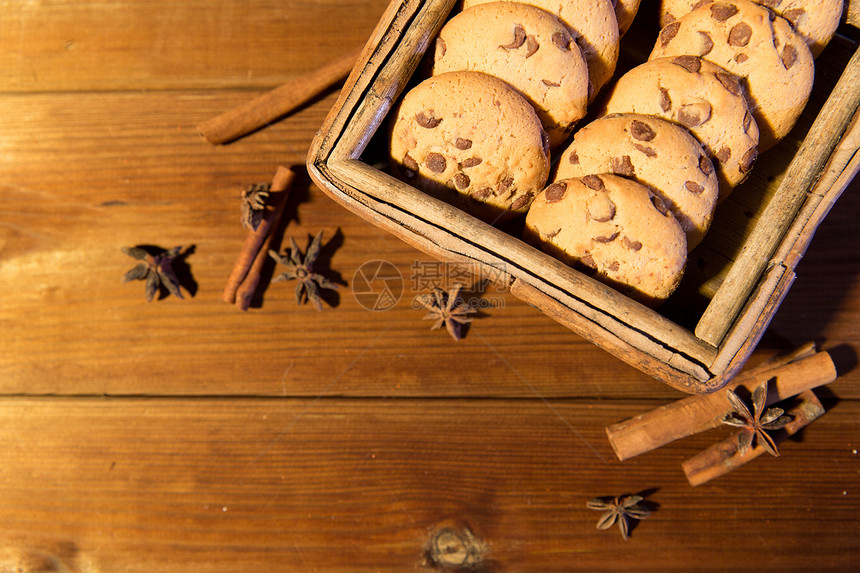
xmin=389 ymin=0 xmax=628 ymax=224
xmin=388 ymin=0 xmax=843 ymax=307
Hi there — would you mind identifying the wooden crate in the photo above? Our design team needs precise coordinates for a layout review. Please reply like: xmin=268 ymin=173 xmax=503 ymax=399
xmin=307 ymin=0 xmax=860 ymax=393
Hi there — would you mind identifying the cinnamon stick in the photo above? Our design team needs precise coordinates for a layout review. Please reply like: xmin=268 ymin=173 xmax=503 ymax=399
xmin=682 ymin=390 xmax=825 ymax=486
xmin=198 ymin=45 xmax=362 ymax=144
xmin=605 ymin=349 xmax=837 ymax=461
xmin=222 ymin=166 xmax=295 ymax=305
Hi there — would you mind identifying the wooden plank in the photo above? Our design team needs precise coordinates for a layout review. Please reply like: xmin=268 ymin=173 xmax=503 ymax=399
xmin=0 ymin=0 xmax=390 ymax=92
xmin=0 ymin=396 xmax=857 ymax=571
xmin=2 ymin=93 xmax=858 ymax=398
xmin=0 ymin=93 xmax=690 ymax=399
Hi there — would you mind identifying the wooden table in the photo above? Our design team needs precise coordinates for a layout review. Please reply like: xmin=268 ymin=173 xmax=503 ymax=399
xmin=1 ymin=1 xmax=858 ymax=570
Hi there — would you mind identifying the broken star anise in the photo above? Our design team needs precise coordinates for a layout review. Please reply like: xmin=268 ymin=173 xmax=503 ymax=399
xmin=269 ymin=230 xmax=337 ymax=311
xmin=240 ymin=182 xmax=271 ymax=231
xmin=721 ymin=378 xmax=793 ymax=457
xmin=122 ymin=246 xmax=184 ymax=302
xmin=587 ymin=495 xmax=651 ymax=540
xmin=418 ymin=284 xmax=476 ymax=341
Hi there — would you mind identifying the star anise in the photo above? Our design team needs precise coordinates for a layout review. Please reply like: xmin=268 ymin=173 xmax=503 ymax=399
xmin=721 ymin=378 xmax=793 ymax=457
xmin=269 ymin=230 xmax=337 ymax=311
xmin=418 ymin=284 xmax=476 ymax=340
xmin=122 ymin=246 xmax=184 ymax=302
xmin=586 ymin=495 xmax=650 ymax=540
xmin=240 ymin=182 xmax=271 ymax=231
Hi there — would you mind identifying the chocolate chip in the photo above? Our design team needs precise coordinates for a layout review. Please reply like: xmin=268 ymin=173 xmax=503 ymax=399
xmin=659 ymin=87 xmax=672 ymax=112
xmin=677 ymin=101 xmax=712 ymax=127
xmin=728 ymin=22 xmax=752 ymax=47
xmin=634 ymin=144 xmax=657 ymax=157
xmin=435 ymin=37 xmax=446 ymax=59
xmin=758 ymin=0 xmax=781 ymax=7
xmin=782 ymin=44 xmax=798 ymax=70
xmin=453 ymin=173 xmax=471 ymax=190
xmin=511 ymin=192 xmax=533 ymax=210
xmin=710 ymin=3 xmax=739 ymax=21
xmin=623 ymin=237 xmax=642 ymax=251
xmin=651 ymin=195 xmax=670 ymax=216
xmin=581 ymin=174 xmax=605 ymax=191
xmin=552 ymin=31 xmax=571 ymax=51
xmin=426 ymin=152 xmax=447 ymax=173
xmin=743 ymin=111 xmax=753 ymax=134
xmin=415 ymin=110 xmax=441 ymax=128
xmin=403 ymin=154 xmax=419 ymax=173
xmin=611 ymin=155 xmax=635 ymax=177
xmin=544 ymin=181 xmax=567 ymax=203
xmin=607 ymin=261 xmax=620 ymax=272
xmin=454 ymin=138 xmax=472 ymax=150
xmin=525 ymin=35 xmax=539 ymax=58
xmin=579 ymin=253 xmax=597 ymax=269
xmin=715 ymin=72 xmax=742 ymax=96
xmin=461 ymin=157 xmax=482 ymax=168
xmin=735 ymin=52 xmax=749 ymax=63
xmin=568 ymin=150 xmax=579 ymax=165
xmin=685 ymin=180 xmax=705 ymax=194
xmin=698 ymin=31 xmax=714 ymax=55
xmin=472 ymin=187 xmax=493 ymax=200
xmin=594 ymin=230 xmax=620 ymax=243
xmin=660 ymin=22 xmax=680 ymax=47
xmin=740 ymin=147 xmax=757 ymax=173
xmin=499 ymin=176 xmax=514 ymax=192
xmin=715 ymin=146 xmax=732 ymax=163
xmin=699 ymin=155 xmax=714 ymax=176
xmin=630 ymin=120 xmax=656 ymax=141
xmin=672 ymin=55 xmax=701 ymax=73
xmin=783 ymin=8 xmax=805 ymax=26
xmin=542 ymin=79 xmax=561 ymax=87
xmin=500 ymin=24 xmax=526 ymax=50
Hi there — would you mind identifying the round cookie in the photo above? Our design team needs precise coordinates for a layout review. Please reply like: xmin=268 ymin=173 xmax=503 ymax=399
xmin=650 ymin=0 xmax=815 ymax=150
xmin=555 ymin=113 xmax=719 ymax=250
xmin=389 ymin=71 xmax=551 ymax=224
xmin=613 ymin=0 xmax=642 ymax=36
xmin=524 ymin=174 xmax=687 ymax=305
xmin=601 ymin=56 xmax=759 ymax=197
xmin=463 ymin=0 xmax=620 ymax=99
xmin=659 ymin=0 xmax=843 ymax=57
xmin=433 ymin=2 xmax=590 ymax=148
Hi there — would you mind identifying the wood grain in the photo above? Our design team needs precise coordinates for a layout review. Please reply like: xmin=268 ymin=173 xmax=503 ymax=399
xmin=0 ymin=0 xmax=389 ymax=92
xmin=0 ymin=1 xmax=859 ymax=570
xmin=0 ymin=397 xmax=858 ymax=572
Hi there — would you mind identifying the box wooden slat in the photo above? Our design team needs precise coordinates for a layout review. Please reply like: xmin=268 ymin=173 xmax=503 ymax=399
xmin=308 ymin=0 xmax=860 ymax=393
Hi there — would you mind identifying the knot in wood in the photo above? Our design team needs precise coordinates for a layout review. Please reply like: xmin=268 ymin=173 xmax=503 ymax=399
xmin=425 ymin=526 xmax=487 ymax=571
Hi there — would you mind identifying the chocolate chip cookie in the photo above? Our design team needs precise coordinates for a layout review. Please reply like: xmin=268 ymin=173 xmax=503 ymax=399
xmin=650 ymin=0 xmax=815 ymax=149
xmin=524 ymin=174 xmax=688 ymax=305
xmin=389 ymin=71 xmax=551 ymax=224
xmin=659 ymin=0 xmax=843 ymax=57
xmin=463 ymin=0 xmax=621 ymax=99
xmin=601 ymin=55 xmax=759 ymax=196
xmin=555 ymin=113 xmax=719 ymax=250
xmin=434 ymin=2 xmax=590 ymax=148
